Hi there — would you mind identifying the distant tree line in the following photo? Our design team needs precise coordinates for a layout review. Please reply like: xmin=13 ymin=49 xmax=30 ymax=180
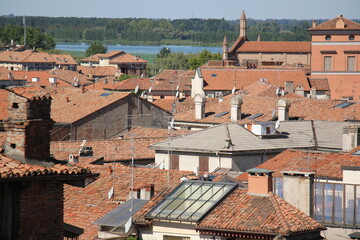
xmin=0 ymin=24 xmax=55 ymax=49
xmin=3 ymin=16 xmax=355 ymax=46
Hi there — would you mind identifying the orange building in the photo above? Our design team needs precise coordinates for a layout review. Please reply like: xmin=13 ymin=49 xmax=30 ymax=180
xmin=309 ymin=15 xmax=360 ymax=100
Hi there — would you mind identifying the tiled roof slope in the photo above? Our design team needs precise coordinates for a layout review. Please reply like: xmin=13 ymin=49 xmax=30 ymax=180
xmin=51 ymin=126 xmax=190 ymax=162
xmin=80 ymin=51 xmax=124 ymax=62
xmin=174 ymin=93 xmax=360 ymax=124
xmin=308 ymin=78 xmax=330 ymax=91
xmin=200 ymin=69 xmax=310 ymax=91
xmin=113 ymin=78 xmax=152 ymax=91
xmin=309 ymin=16 xmax=360 ymax=30
xmin=0 ymin=50 xmax=54 ymax=63
xmin=13 ymin=71 xmax=71 ymax=87
xmin=237 ymin=149 xmax=360 ymax=181
xmin=236 ymin=41 xmax=310 ymax=53
xmin=64 ymin=164 xmax=191 ymax=240
xmin=51 ymin=54 xmax=77 ymax=65
xmin=7 ymin=85 xmax=48 ymax=99
xmin=77 ymin=65 xmax=120 ymax=77
xmin=0 ymin=89 xmax=9 ymax=120
xmin=197 ymin=189 xmax=324 ymax=236
xmin=49 ymin=69 xmax=92 ymax=86
xmin=110 ymin=53 xmax=147 ymax=64
xmin=0 ymin=154 xmax=92 ymax=179
xmin=152 ymin=97 xmax=219 ymax=113
xmin=151 ymin=122 xmax=315 ymax=152
xmin=49 ymin=88 xmax=131 ymax=123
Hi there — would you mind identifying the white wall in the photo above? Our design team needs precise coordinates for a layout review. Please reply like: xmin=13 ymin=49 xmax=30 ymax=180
xmin=343 ymin=169 xmax=360 ymax=184
xmin=141 ymin=221 xmax=200 ymax=240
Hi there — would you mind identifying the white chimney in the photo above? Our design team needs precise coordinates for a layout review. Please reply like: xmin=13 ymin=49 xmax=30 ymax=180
xmin=295 ymin=84 xmax=304 ymax=97
xmin=312 ymin=20 xmax=317 ymax=28
xmin=277 ymin=99 xmax=291 ymax=121
xmin=310 ymin=88 xmax=317 ymax=99
xmin=230 ymin=95 xmax=243 ymax=122
xmin=194 ymin=94 xmax=206 ymax=120
xmin=343 ymin=125 xmax=360 ymax=152
xmin=282 ymin=171 xmax=314 ymax=216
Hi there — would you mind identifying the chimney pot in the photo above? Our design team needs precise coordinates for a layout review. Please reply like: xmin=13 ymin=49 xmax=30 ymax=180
xmin=277 ymin=99 xmax=291 ymax=121
xmin=194 ymin=94 xmax=206 ymax=120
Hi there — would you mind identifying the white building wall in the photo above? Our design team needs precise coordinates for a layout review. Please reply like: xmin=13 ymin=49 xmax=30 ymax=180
xmin=149 ymin=221 xmax=200 ymax=240
xmin=179 ymin=155 xmax=199 ymax=172
xmin=343 ymin=169 xmax=360 ymax=184
xmin=155 ymin=152 xmax=170 ymax=169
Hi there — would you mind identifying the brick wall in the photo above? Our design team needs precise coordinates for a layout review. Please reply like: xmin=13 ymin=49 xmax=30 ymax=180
xmin=17 ymin=180 xmax=64 ymax=240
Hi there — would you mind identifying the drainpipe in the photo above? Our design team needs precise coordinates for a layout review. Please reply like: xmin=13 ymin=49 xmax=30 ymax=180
xmin=213 ymin=151 xmax=221 ymax=173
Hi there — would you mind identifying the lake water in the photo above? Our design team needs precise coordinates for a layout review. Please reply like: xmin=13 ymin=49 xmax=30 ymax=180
xmin=55 ymin=42 xmax=222 ymax=55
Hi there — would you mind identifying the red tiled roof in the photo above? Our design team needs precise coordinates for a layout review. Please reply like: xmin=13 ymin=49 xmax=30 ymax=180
xmin=51 ymin=126 xmax=190 ymax=162
xmin=12 ymin=71 xmax=71 ymax=87
xmin=50 ymin=54 xmax=77 ymax=65
xmin=109 ymin=53 xmax=147 ymax=64
xmin=309 ymin=16 xmax=360 ymax=31
xmin=308 ymin=78 xmax=330 ymax=91
xmin=113 ymin=78 xmax=152 ymax=91
xmin=49 ymin=88 xmax=131 ymax=123
xmin=49 ymin=69 xmax=92 ymax=86
xmin=7 ymin=85 xmax=49 ymax=99
xmin=237 ymin=149 xmax=360 ymax=181
xmin=0 ymin=89 xmax=9 ymax=120
xmin=174 ymin=94 xmax=360 ymax=124
xmin=236 ymin=41 xmax=310 ymax=53
xmin=64 ymin=164 xmax=191 ymax=239
xmin=85 ymin=79 xmax=125 ymax=91
xmin=0 ymin=154 xmax=92 ymax=179
xmin=200 ymin=69 xmax=310 ymax=91
xmin=77 ymin=65 xmax=121 ymax=77
xmin=151 ymin=70 xmax=194 ymax=92
xmin=80 ymin=51 xmax=125 ymax=62
xmin=0 ymin=50 xmax=54 ymax=63
xmin=197 ymin=189 xmax=324 ymax=236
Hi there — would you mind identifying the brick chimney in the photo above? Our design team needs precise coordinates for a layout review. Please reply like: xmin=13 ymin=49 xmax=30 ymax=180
xmin=3 ymin=89 xmax=53 ymax=163
xmin=282 ymin=171 xmax=314 ymax=216
xmin=140 ymin=184 xmax=154 ymax=200
xmin=247 ymin=168 xmax=274 ymax=195
xmin=194 ymin=94 xmax=206 ymax=120
xmin=230 ymin=95 xmax=243 ymax=122
xmin=277 ymin=99 xmax=291 ymax=121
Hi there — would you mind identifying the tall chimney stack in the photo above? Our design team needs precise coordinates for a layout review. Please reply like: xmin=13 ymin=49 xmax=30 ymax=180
xmin=194 ymin=94 xmax=206 ymax=120
xmin=277 ymin=98 xmax=291 ymax=121
xmin=230 ymin=95 xmax=243 ymax=122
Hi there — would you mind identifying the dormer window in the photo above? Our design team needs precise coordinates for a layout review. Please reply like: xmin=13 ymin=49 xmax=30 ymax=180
xmin=349 ymin=35 xmax=355 ymax=40
xmin=325 ymin=35 xmax=331 ymax=41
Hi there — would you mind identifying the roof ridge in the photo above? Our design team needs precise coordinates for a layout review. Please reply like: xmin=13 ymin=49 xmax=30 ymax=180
xmin=268 ymin=192 xmax=292 ymax=235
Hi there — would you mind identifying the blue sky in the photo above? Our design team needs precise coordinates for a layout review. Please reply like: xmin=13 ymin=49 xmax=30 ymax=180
xmin=1 ymin=0 xmax=359 ymax=20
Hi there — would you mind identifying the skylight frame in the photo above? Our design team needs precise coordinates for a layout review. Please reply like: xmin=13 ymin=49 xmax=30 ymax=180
xmin=333 ymin=102 xmax=353 ymax=109
xmin=146 ymin=180 xmax=237 ymax=222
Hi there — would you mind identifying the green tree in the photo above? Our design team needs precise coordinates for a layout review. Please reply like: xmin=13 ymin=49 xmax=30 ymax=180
xmin=157 ymin=47 xmax=171 ymax=58
xmin=85 ymin=41 xmax=107 ymax=57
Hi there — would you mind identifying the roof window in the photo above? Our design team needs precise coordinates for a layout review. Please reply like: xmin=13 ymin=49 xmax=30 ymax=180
xmin=99 ymin=92 xmax=112 ymax=97
xmin=211 ymin=74 xmax=217 ymax=77
xmin=248 ymin=113 xmax=263 ymax=120
xmin=214 ymin=111 xmax=229 ymax=118
xmin=333 ymin=102 xmax=353 ymax=109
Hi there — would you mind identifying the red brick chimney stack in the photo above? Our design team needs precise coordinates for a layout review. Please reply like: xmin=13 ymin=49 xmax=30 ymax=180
xmin=247 ymin=168 xmax=274 ymax=195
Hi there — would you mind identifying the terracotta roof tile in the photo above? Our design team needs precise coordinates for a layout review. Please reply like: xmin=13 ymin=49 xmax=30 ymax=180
xmin=237 ymin=149 xmax=360 ymax=181
xmin=197 ymin=189 xmax=324 ymax=235
xmin=64 ymin=164 xmax=191 ymax=239
xmin=309 ymin=16 xmax=360 ymax=31
xmin=0 ymin=154 xmax=92 ymax=179
xmin=50 ymin=54 xmax=77 ymax=65
xmin=51 ymin=126 xmax=190 ymax=162
xmin=200 ymin=69 xmax=310 ymax=91
xmin=308 ymin=78 xmax=330 ymax=91
xmin=237 ymin=41 xmax=310 ymax=53
xmin=12 ymin=71 xmax=71 ymax=87
xmin=113 ymin=77 xmax=152 ymax=91
xmin=78 ymin=65 xmax=121 ymax=77
xmin=49 ymin=88 xmax=131 ymax=123
xmin=49 ymin=69 xmax=92 ymax=86
xmin=109 ymin=53 xmax=147 ymax=64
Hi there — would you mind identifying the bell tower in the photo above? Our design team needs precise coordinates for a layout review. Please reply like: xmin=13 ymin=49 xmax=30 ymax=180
xmin=240 ymin=10 xmax=247 ymax=38
xmin=222 ymin=36 xmax=228 ymax=60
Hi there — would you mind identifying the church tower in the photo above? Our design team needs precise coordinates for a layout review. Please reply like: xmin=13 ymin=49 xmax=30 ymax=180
xmin=240 ymin=10 xmax=247 ymax=38
xmin=222 ymin=36 xmax=228 ymax=60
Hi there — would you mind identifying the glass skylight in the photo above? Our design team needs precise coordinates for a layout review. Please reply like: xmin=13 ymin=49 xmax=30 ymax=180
xmin=146 ymin=181 xmax=237 ymax=222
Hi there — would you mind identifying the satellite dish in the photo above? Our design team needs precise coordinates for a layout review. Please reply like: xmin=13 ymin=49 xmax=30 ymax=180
xmin=134 ymin=85 xmax=139 ymax=94
xmin=275 ymin=120 xmax=280 ymax=129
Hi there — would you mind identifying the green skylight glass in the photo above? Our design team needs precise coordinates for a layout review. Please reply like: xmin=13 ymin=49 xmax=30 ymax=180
xmin=146 ymin=181 xmax=237 ymax=222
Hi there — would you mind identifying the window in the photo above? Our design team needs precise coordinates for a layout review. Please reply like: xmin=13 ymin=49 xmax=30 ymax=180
xmin=349 ymin=35 xmax=355 ymax=40
xmin=10 ymin=143 xmax=16 ymax=149
xmin=324 ymin=56 xmax=332 ymax=71
xmin=348 ymin=56 xmax=356 ymax=71
xmin=325 ymin=35 xmax=331 ymax=40
xmin=12 ymin=102 xmax=19 ymax=108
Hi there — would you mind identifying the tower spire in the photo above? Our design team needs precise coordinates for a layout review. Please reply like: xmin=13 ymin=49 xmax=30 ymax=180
xmin=240 ymin=10 xmax=247 ymax=38
xmin=222 ymin=36 xmax=228 ymax=60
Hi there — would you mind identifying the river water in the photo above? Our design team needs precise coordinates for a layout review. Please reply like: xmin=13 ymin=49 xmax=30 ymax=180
xmin=55 ymin=42 xmax=222 ymax=55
